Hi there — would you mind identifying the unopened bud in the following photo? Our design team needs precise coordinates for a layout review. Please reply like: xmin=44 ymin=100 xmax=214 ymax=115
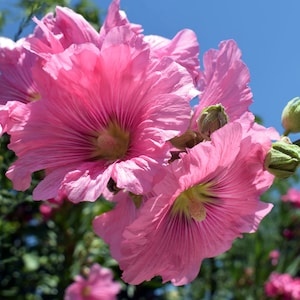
xmin=281 ymin=97 xmax=300 ymax=135
xmin=197 ymin=104 xmax=228 ymax=139
xmin=169 ymin=129 xmax=202 ymax=150
xmin=264 ymin=140 xmax=300 ymax=178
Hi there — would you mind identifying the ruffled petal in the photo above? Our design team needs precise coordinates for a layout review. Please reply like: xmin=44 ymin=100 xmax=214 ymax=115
xmin=191 ymin=40 xmax=252 ymax=129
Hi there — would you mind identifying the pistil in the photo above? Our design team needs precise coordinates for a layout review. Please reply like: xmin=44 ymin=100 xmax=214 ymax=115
xmin=91 ymin=120 xmax=130 ymax=161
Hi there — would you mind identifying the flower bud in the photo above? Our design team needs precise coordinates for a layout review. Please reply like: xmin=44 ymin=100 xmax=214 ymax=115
xmin=197 ymin=104 xmax=228 ymax=139
xmin=169 ymin=129 xmax=202 ymax=150
xmin=281 ymin=97 xmax=300 ymax=134
xmin=264 ymin=140 xmax=300 ymax=178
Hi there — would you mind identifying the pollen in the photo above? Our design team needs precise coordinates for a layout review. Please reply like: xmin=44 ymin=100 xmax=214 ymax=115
xmin=91 ymin=120 xmax=130 ymax=161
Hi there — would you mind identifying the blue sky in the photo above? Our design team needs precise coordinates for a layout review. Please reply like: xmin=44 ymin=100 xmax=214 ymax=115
xmin=1 ymin=0 xmax=300 ymax=140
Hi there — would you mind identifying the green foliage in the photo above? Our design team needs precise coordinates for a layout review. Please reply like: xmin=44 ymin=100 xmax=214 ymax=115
xmin=1 ymin=130 xmax=300 ymax=300
xmin=0 ymin=0 xmax=101 ymax=41
xmin=0 ymin=10 xmax=6 ymax=33
xmin=72 ymin=0 xmax=102 ymax=31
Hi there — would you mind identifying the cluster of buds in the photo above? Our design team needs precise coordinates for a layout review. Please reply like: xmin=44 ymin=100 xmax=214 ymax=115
xmin=170 ymin=104 xmax=228 ymax=155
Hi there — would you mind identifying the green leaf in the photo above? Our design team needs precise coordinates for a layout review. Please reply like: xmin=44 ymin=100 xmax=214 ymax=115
xmin=22 ymin=253 xmax=40 ymax=271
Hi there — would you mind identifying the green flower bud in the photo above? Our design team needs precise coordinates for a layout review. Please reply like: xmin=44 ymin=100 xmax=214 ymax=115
xmin=264 ymin=139 xmax=300 ymax=178
xmin=281 ymin=97 xmax=300 ymax=135
xmin=197 ymin=104 xmax=228 ymax=140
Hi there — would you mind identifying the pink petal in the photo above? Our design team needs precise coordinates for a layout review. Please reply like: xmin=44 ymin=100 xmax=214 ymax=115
xmin=191 ymin=40 xmax=252 ymax=129
xmin=93 ymin=191 xmax=140 ymax=260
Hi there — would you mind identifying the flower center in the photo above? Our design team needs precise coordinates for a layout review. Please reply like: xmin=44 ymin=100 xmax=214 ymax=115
xmin=81 ymin=285 xmax=91 ymax=297
xmin=91 ymin=120 xmax=130 ymax=161
xmin=28 ymin=91 xmax=41 ymax=102
xmin=172 ymin=183 xmax=215 ymax=221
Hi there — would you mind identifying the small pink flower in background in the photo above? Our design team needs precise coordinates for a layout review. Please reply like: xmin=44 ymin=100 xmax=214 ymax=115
xmin=265 ymin=272 xmax=300 ymax=300
xmin=265 ymin=272 xmax=293 ymax=298
xmin=283 ymin=228 xmax=294 ymax=240
xmin=64 ymin=264 xmax=121 ymax=300
xmin=282 ymin=188 xmax=300 ymax=208
xmin=290 ymin=279 xmax=300 ymax=300
xmin=39 ymin=196 xmax=64 ymax=221
xmin=269 ymin=249 xmax=280 ymax=266
xmin=118 ymin=121 xmax=275 ymax=285
xmin=39 ymin=203 xmax=53 ymax=221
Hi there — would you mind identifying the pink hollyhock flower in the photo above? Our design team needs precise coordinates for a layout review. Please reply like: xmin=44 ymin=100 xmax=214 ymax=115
xmin=190 ymin=39 xmax=252 ymax=131
xmin=64 ymin=264 xmax=121 ymax=300
xmin=290 ymin=278 xmax=300 ymax=300
xmin=269 ymin=249 xmax=280 ymax=266
xmin=0 ymin=37 xmax=39 ymax=105
xmin=264 ymin=272 xmax=300 ymax=300
xmin=118 ymin=121 xmax=274 ymax=285
xmin=39 ymin=195 xmax=65 ymax=221
xmin=4 ymin=26 xmax=198 ymax=203
xmin=282 ymin=188 xmax=300 ymax=208
xmin=39 ymin=203 xmax=53 ymax=220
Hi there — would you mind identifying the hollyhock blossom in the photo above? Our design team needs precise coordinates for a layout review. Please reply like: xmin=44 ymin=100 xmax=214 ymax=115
xmin=39 ymin=196 xmax=65 ymax=221
xmin=64 ymin=264 xmax=121 ymax=300
xmin=282 ymin=188 xmax=300 ymax=208
xmin=269 ymin=249 xmax=280 ymax=266
xmin=4 ymin=26 xmax=198 ymax=203
xmin=264 ymin=272 xmax=293 ymax=298
xmin=119 ymin=121 xmax=275 ymax=285
xmin=264 ymin=272 xmax=300 ymax=300
xmin=290 ymin=279 xmax=300 ymax=300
